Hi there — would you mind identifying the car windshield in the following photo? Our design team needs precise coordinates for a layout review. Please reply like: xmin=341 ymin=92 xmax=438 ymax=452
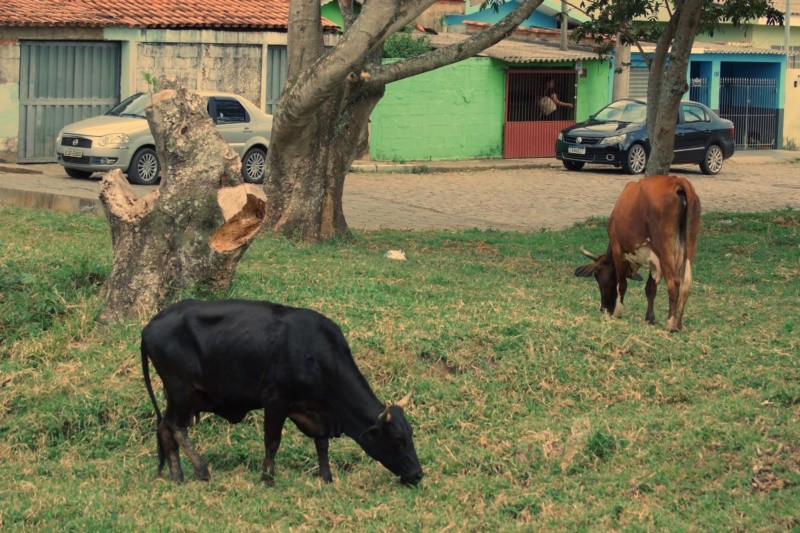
xmin=105 ymin=93 xmax=149 ymax=118
xmin=593 ymin=100 xmax=647 ymax=123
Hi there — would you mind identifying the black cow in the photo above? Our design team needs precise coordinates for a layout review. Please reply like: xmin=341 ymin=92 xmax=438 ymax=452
xmin=141 ymin=299 xmax=423 ymax=485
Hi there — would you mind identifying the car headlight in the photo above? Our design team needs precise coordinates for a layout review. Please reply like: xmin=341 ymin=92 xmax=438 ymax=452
xmin=56 ymin=130 xmax=63 ymax=145
xmin=98 ymin=133 xmax=131 ymax=147
xmin=598 ymin=133 xmax=626 ymax=146
xmin=557 ymin=132 xmax=563 ymax=141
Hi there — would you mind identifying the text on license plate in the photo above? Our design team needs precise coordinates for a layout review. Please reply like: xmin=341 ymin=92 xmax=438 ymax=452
xmin=63 ymin=148 xmax=83 ymax=158
xmin=567 ymin=146 xmax=586 ymax=155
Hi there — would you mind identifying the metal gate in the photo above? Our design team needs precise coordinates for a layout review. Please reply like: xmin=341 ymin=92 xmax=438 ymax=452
xmin=718 ymin=77 xmax=777 ymax=150
xmin=689 ymin=77 xmax=710 ymax=106
xmin=265 ymin=45 xmax=288 ymax=115
xmin=504 ymin=70 xmax=576 ymax=158
xmin=18 ymin=41 xmax=121 ymax=162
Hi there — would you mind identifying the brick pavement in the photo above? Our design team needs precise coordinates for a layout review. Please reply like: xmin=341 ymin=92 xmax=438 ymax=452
xmin=343 ymin=159 xmax=800 ymax=231
xmin=1 ymin=154 xmax=799 ymax=231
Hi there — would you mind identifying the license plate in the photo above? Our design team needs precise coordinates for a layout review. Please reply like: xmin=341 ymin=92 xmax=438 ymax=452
xmin=567 ymin=146 xmax=586 ymax=155
xmin=63 ymin=148 xmax=83 ymax=158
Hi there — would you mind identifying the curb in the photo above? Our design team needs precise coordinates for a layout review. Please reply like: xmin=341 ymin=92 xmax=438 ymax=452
xmin=0 ymin=186 xmax=104 ymax=216
xmin=350 ymin=160 xmax=562 ymax=173
xmin=0 ymin=165 xmax=44 ymax=175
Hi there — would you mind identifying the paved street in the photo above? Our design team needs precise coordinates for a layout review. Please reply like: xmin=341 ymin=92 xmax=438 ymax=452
xmin=344 ymin=159 xmax=800 ymax=231
xmin=1 ymin=153 xmax=799 ymax=231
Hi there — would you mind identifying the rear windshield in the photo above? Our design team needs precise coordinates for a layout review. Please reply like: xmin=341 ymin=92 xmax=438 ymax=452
xmin=594 ymin=101 xmax=647 ymax=123
xmin=106 ymin=93 xmax=148 ymax=118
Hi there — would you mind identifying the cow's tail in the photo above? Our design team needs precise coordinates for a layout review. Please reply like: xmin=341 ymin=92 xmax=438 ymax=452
xmin=675 ymin=179 xmax=701 ymax=272
xmin=675 ymin=179 xmax=701 ymax=326
xmin=141 ymin=340 xmax=166 ymax=474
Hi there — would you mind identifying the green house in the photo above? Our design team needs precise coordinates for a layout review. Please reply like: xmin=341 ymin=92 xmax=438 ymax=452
xmin=370 ymin=33 xmax=610 ymax=161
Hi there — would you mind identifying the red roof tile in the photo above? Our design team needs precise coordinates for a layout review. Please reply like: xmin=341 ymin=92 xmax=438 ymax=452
xmin=3 ymin=0 xmax=336 ymax=30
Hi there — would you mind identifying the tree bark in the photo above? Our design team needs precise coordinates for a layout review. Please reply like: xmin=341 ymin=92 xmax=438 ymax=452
xmin=264 ymin=0 xmax=544 ymax=242
xmin=98 ymin=86 xmax=266 ymax=323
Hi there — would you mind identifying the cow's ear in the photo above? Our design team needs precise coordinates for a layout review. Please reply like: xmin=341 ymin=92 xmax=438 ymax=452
xmin=360 ymin=425 xmax=382 ymax=444
xmin=575 ymin=263 xmax=600 ymax=277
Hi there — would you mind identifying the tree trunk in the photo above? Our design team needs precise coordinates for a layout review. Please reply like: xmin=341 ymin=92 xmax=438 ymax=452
xmin=98 ymin=86 xmax=267 ymax=323
xmin=645 ymin=0 xmax=704 ymax=176
xmin=265 ymin=78 xmax=382 ymax=241
xmin=264 ymin=0 xmax=544 ymax=242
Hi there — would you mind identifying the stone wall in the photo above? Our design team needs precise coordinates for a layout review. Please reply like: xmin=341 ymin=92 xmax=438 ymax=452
xmin=0 ymin=39 xmax=20 ymax=162
xmin=136 ymin=43 xmax=263 ymax=107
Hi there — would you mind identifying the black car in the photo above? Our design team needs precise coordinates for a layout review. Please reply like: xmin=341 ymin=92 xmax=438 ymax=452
xmin=555 ymin=99 xmax=735 ymax=175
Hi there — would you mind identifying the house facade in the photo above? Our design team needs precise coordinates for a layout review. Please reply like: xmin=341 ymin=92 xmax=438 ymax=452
xmin=621 ymin=4 xmax=799 ymax=150
xmin=0 ymin=0 xmax=331 ymax=163
xmin=370 ymin=33 xmax=609 ymax=161
xmin=624 ymin=44 xmax=788 ymax=150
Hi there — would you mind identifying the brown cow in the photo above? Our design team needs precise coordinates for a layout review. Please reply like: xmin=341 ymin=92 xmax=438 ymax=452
xmin=575 ymin=175 xmax=701 ymax=332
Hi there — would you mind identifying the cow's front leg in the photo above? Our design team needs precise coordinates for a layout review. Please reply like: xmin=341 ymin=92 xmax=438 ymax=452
xmin=613 ymin=259 xmax=628 ymax=317
xmin=174 ymin=428 xmax=210 ymax=481
xmin=262 ymin=407 xmax=287 ymax=486
xmin=314 ymin=437 xmax=333 ymax=483
xmin=644 ymin=272 xmax=658 ymax=325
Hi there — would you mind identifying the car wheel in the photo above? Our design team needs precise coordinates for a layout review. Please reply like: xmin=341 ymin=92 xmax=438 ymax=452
xmin=563 ymin=160 xmax=585 ymax=171
xmin=127 ymin=147 xmax=160 ymax=185
xmin=622 ymin=143 xmax=647 ymax=174
xmin=242 ymin=147 xmax=267 ymax=184
xmin=65 ymin=168 xmax=93 ymax=179
xmin=700 ymin=144 xmax=724 ymax=175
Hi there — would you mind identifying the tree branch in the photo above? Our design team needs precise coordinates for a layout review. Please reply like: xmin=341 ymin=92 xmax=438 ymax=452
xmin=279 ymin=0 xmax=435 ymax=130
xmin=368 ymin=0 xmax=545 ymax=86
xmin=287 ymin=0 xmax=326 ymax=76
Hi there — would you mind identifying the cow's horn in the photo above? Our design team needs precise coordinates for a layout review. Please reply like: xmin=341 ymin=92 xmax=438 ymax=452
xmin=580 ymin=246 xmax=600 ymax=260
xmin=396 ymin=391 xmax=413 ymax=409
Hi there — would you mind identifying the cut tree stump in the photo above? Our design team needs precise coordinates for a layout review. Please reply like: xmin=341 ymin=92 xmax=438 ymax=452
xmin=98 ymin=86 xmax=266 ymax=323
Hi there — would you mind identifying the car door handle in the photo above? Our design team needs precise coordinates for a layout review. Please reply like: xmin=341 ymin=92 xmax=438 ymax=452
xmin=243 ymin=127 xmax=253 ymax=132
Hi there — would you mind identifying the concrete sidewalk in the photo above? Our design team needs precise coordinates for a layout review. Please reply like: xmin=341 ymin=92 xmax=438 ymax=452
xmin=1 ymin=150 xmax=799 ymax=230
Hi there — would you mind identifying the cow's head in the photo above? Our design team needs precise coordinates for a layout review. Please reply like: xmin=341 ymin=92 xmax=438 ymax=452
xmin=359 ymin=392 xmax=423 ymax=485
xmin=575 ymin=246 xmax=644 ymax=315
xmin=574 ymin=246 xmax=620 ymax=315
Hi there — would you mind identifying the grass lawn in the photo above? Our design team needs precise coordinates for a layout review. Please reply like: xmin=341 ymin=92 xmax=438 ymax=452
xmin=1 ymin=205 xmax=798 ymax=530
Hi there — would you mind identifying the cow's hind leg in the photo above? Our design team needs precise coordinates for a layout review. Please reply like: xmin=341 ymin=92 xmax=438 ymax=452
xmin=674 ymin=260 xmax=693 ymax=330
xmin=157 ymin=420 xmax=184 ymax=483
xmin=314 ymin=437 xmax=333 ymax=483
xmin=665 ymin=275 xmax=681 ymax=332
xmin=262 ymin=405 xmax=288 ymax=486
xmin=644 ymin=272 xmax=658 ymax=325
xmin=174 ymin=428 xmax=210 ymax=481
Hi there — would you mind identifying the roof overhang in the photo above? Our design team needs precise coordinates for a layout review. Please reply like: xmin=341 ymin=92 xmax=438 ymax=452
xmin=428 ymin=31 xmax=603 ymax=63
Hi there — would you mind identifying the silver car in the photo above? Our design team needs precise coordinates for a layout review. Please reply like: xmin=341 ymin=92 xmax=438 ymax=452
xmin=55 ymin=91 xmax=273 ymax=185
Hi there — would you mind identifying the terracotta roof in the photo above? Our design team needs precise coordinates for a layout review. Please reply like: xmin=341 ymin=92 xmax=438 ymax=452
xmin=429 ymin=31 xmax=602 ymax=63
xmin=3 ymin=0 xmax=337 ymax=30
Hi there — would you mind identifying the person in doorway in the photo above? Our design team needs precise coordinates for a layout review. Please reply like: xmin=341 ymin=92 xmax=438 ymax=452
xmin=539 ymin=78 xmax=574 ymax=119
